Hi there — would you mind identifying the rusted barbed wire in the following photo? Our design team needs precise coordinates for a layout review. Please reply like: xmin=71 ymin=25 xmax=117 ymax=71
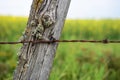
xmin=0 ymin=39 xmax=120 ymax=45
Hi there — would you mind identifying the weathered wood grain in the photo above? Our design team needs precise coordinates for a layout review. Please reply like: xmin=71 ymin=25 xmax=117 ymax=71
xmin=13 ymin=0 xmax=71 ymax=80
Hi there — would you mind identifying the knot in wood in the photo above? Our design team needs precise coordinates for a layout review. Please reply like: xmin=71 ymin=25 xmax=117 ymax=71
xmin=30 ymin=20 xmax=37 ymax=26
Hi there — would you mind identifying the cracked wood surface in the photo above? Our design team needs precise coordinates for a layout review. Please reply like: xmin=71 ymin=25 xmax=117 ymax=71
xmin=13 ymin=0 xmax=71 ymax=80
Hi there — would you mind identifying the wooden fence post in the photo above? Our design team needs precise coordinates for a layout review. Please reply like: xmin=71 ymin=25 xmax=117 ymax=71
xmin=13 ymin=0 xmax=71 ymax=80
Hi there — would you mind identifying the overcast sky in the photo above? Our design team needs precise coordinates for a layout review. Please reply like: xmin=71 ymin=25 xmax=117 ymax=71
xmin=0 ymin=0 xmax=120 ymax=19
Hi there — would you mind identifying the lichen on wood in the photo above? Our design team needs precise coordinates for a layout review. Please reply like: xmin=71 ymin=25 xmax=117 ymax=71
xmin=13 ymin=0 xmax=71 ymax=80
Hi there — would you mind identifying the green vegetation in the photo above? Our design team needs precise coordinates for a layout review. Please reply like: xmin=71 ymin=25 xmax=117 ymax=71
xmin=0 ymin=16 xmax=120 ymax=80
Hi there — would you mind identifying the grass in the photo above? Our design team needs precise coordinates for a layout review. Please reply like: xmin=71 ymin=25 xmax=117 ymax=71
xmin=50 ymin=43 xmax=120 ymax=80
xmin=0 ymin=16 xmax=120 ymax=80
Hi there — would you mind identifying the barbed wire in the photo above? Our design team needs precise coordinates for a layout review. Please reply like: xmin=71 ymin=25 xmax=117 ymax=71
xmin=0 ymin=39 xmax=120 ymax=45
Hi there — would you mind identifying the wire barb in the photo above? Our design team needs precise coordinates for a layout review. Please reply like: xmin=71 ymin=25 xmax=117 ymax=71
xmin=0 ymin=39 xmax=120 ymax=45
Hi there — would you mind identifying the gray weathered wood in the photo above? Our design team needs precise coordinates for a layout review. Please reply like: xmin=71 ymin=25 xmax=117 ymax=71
xmin=13 ymin=0 xmax=71 ymax=80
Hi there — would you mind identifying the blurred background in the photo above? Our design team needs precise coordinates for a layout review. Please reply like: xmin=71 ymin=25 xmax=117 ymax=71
xmin=0 ymin=0 xmax=120 ymax=80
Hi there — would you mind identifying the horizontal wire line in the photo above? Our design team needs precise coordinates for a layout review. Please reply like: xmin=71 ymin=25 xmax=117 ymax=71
xmin=0 ymin=39 xmax=120 ymax=45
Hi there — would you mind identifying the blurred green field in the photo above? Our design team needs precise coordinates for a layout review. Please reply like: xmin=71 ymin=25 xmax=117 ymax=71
xmin=0 ymin=16 xmax=120 ymax=80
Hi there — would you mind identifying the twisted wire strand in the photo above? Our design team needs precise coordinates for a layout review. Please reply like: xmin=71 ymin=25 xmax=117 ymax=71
xmin=0 ymin=39 xmax=120 ymax=45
